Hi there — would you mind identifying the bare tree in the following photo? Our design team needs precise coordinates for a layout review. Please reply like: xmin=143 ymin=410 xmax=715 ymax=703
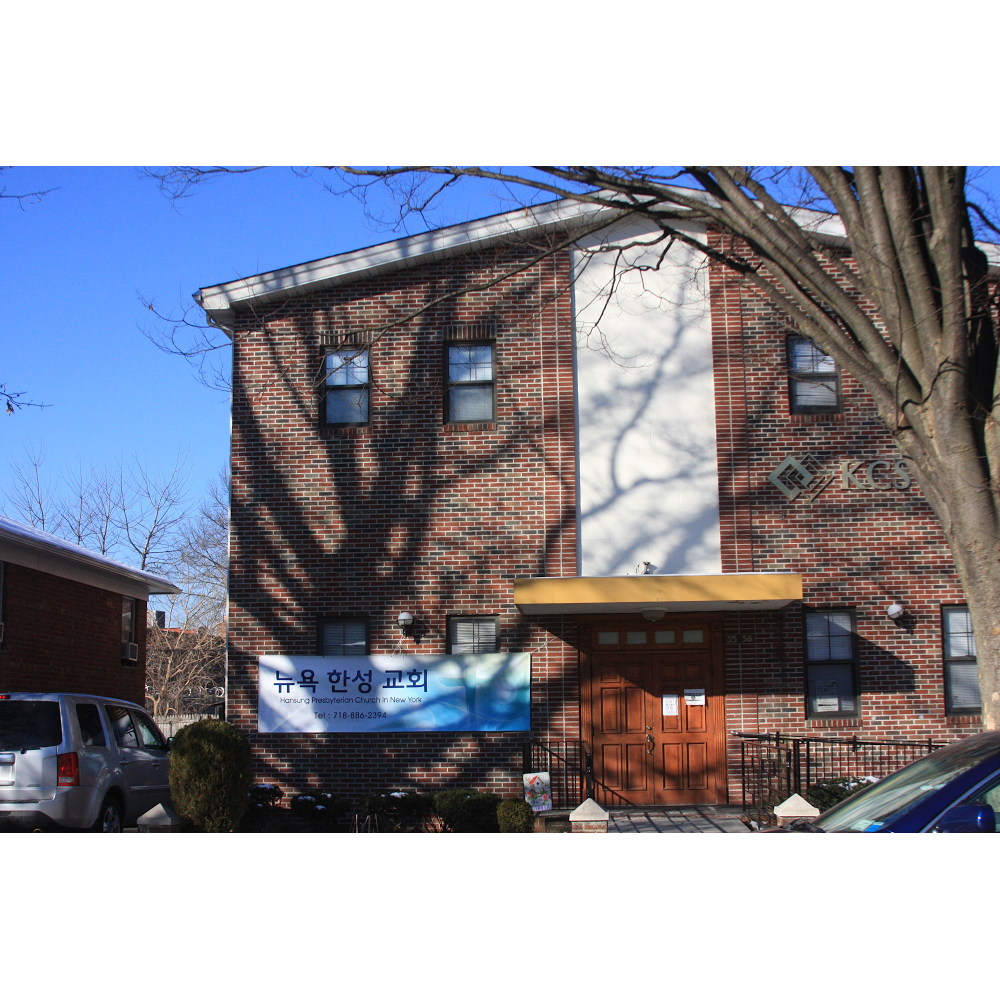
xmin=2 ymin=447 xmax=191 ymax=572
xmin=145 ymin=617 xmax=225 ymax=717
xmin=167 ymin=468 xmax=229 ymax=625
xmin=146 ymin=165 xmax=1000 ymax=730
xmin=145 ymin=469 xmax=228 ymax=717
xmin=4 ymin=443 xmax=56 ymax=531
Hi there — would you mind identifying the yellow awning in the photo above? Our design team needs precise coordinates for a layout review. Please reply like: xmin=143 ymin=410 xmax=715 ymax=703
xmin=513 ymin=573 xmax=802 ymax=615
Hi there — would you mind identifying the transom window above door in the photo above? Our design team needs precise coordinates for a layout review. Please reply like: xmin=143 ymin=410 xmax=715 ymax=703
xmin=595 ymin=628 xmax=706 ymax=647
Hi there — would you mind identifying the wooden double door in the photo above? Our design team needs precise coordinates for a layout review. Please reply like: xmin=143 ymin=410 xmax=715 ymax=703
xmin=587 ymin=648 xmax=724 ymax=806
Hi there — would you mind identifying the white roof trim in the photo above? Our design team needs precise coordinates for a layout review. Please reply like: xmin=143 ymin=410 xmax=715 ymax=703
xmin=194 ymin=199 xmax=633 ymax=327
xmin=0 ymin=515 xmax=181 ymax=600
xmin=194 ymin=189 xmax=1000 ymax=328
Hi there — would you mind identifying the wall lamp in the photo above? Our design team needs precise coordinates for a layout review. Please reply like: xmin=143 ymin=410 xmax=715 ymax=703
xmin=886 ymin=601 xmax=913 ymax=633
xmin=642 ymin=608 xmax=665 ymax=622
xmin=397 ymin=611 xmax=415 ymax=637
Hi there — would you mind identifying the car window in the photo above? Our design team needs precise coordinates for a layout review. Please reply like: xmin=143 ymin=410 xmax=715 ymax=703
xmin=133 ymin=711 xmax=165 ymax=750
xmin=0 ymin=701 xmax=62 ymax=751
xmin=104 ymin=705 xmax=138 ymax=749
xmin=963 ymin=771 xmax=1000 ymax=819
xmin=76 ymin=703 xmax=107 ymax=747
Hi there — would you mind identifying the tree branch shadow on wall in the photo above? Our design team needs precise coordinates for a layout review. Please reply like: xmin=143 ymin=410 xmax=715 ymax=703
xmin=227 ymin=248 xmax=583 ymax=798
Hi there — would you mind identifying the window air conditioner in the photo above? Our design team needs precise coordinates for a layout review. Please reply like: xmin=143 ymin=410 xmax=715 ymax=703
xmin=122 ymin=641 xmax=139 ymax=662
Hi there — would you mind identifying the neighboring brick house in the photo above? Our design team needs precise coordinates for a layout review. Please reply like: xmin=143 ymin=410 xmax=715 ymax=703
xmin=0 ymin=516 xmax=180 ymax=704
xmin=198 ymin=198 xmax=989 ymax=807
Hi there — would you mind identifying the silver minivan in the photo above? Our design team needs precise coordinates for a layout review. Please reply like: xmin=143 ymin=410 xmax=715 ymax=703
xmin=0 ymin=692 xmax=172 ymax=832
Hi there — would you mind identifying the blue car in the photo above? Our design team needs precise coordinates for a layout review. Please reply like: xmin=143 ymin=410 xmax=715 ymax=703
xmin=785 ymin=731 xmax=1000 ymax=832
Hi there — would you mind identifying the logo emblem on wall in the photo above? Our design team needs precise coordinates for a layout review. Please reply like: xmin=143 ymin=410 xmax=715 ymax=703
xmin=768 ymin=454 xmax=912 ymax=502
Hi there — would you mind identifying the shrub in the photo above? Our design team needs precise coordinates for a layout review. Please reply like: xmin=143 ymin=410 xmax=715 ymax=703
xmin=804 ymin=776 xmax=877 ymax=812
xmin=248 ymin=784 xmax=282 ymax=809
xmin=433 ymin=789 xmax=501 ymax=832
xmin=361 ymin=791 xmax=435 ymax=832
xmin=497 ymin=798 xmax=535 ymax=833
xmin=292 ymin=792 xmax=352 ymax=829
xmin=169 ymin=720 xmax=254 ymax=832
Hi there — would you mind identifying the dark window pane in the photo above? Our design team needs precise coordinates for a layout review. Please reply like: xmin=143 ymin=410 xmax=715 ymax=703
xmin=323 ymin=620 xmax=367 ymax=656
xmin=944 ymin=607 xmax=976 ymax=657
xmin=808 ymin=663 xmax=856 ymax=713
xmin=947 ymin=661 xmax=981 ymax=712
xmin=944 ymin=606 xmax=981 ymax=712
xmin=122 ymin=597 xmax=135 ymax=643
xmin=791 ymin=378 xmax=838 ymax=409
xmin=806 ymin=611 xmax=852 ymax=661
xmin=105 ymin=705 xmax=138 ymax=748
xmin=76 ymin=703 xmax=107 ymax=747
xmin=450 ymin=617 xmax=497 ymax=654
xmin=326 ymin=387 xmax=369 ymax=424
xmin=0 ymin=702 xmax=63 ymax=750
xmin=449 ymin=384 xmax=493 ymax=422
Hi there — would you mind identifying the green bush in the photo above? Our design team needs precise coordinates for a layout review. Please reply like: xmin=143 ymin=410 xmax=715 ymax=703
xmin=361 ymin=791 xmax=435 ymax=832
xmin=497 ymin=798 xmax=535 ymax=833
xmin=169 ymin=720 xmax=254 ymax=832
xmin=804 ymin=776 xmax=876 ymax=812
xmin=433 ymin=788 xmax=501 ymax=832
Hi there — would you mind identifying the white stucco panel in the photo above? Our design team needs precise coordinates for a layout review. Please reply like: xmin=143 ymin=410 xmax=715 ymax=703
xmin=573 ymin=217 xmax=721 ymax=576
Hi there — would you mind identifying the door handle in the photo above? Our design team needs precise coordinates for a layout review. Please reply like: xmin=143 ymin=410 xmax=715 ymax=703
xmin=645 ymin=733 xmax=654 ymax=754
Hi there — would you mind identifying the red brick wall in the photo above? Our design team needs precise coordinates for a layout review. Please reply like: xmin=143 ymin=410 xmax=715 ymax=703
xmin=228 ymin=244 xmax=579 ymax=800
xmin=0 ymin=561 xmax=145 ymax=704
xmin=708 ymin=240 xmax=981 ymax=798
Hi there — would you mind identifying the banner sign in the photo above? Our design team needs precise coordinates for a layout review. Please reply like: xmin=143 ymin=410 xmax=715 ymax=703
xmin=258 ymin=653 xmax=531 ymax=734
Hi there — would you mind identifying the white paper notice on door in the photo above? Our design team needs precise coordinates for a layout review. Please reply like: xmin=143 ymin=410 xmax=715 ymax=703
xmin=684 ymin=688 xmax=706 ymax=707
xmin=661 ymin=694 xmax=680 ymax=716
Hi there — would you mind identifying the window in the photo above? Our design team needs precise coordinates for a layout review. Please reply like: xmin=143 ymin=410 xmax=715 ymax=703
xmin=788 ymin=335 xmax=841 ymax=413
xmin=319 ymin=618 xmax=368 ymax=656
xmin=324 ymin=349 xmax=370 ymax=425
xmin=122 ymin=597 xmax=135 ymax=644
xmin=448 ymin=617 xmax=498 ymax=654
xmin=446 ymin=343 xmax=494 ymax=422
xmin=76 ymin=703 xmax=107 ymax=747
xmin=804 ymin=609 xmax=858 ymax=717
xmin=121 ymin=597 xmax=138 ymax=661
xmin=134 ymin=711 xmax=166 ymax=750
xmin=943 ymin=606 xmax=981 ymax=714
xmin=104 ymin=704 xmax=138 ymax=748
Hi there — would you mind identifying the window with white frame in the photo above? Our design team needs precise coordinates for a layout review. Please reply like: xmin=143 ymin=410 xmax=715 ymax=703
xmin=446 ymin=343 xmax=494 ymax=422
xmin=324 ymin=349 xmax=370 ymax=425
xmin=320 ymin=618 xmax=368 ymax=656
xmin=943 ymin=606 xmax=981 ymax=714
xmin=805 ymin=609 xmax=858 ymax=716
xmin=448 ymin=616 xmax=498 ymax=654
xmin=788 ymin=335 xmax=841 ymax=413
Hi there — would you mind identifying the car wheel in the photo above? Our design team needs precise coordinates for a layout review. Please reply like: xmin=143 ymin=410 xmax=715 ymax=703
xmin=93 ymin=795 xmax=123 ymax=833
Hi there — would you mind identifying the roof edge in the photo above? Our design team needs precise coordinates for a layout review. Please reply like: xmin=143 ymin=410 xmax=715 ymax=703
xmin=0 ymin=516 xmax=181 ymax=598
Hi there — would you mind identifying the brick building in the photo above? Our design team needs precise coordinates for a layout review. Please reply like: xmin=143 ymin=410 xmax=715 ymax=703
xmin=0 ymin=516 xmax=180 ymax=704
xmin=198 ymin=198 xmax=987 ymax=807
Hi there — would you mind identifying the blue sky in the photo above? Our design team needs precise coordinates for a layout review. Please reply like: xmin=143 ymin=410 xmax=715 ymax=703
xmin=4 ymin=166 xmax=999 ymax=546
xmin=0 ymin=166 xmax=512 ymax=519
